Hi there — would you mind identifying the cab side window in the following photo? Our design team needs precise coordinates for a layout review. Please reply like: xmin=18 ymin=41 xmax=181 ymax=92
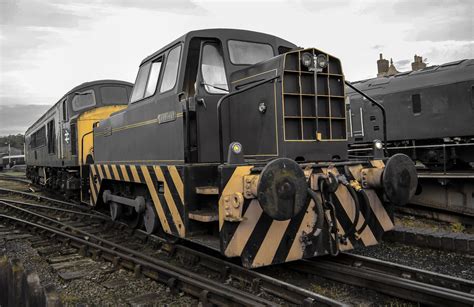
xmin=130 ymin=58 xmax=163 ymax=103
xmin=47 ymin=119 xmax=55 ymax=154
xmin=201 ymin=43 xmax=228 ymax=94
xmin=61 ymin=98 xmax=68 ymax=121
xmin=160 ymin=45 xmax=182 ymax=93
xmin=131 ymin=63 xmax=150 ymax=103
xmin=146 ymin=61 xmax=162 ymax=96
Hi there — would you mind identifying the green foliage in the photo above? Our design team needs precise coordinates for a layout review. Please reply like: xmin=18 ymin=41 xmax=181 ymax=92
xmin=0 ymin=134 xmax=25 ymax=149
xmin=451 ymin=222 xmax=465 ymax=233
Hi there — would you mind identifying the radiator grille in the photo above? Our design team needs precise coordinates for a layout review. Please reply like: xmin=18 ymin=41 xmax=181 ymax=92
xmin=282 ymin=49 xmax=346 ymax=141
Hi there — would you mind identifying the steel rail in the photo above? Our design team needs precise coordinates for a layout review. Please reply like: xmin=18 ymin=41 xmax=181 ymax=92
xmin=0 ymin=187 xmax=107 ymax=216
xmin=0 ymin=198 xmax=108 ymax=220
xmin=164 ymin=242 xmax=345 ymax=306
xmin=0 ymin=207 xmax=275 ymax=306
xmin=0 ymin=175 xmax=31 ymax=185
xmin=291 ymin=253 xmax=474 ymax=306
xmin=0 ymin=200 xmax=343 ymax=306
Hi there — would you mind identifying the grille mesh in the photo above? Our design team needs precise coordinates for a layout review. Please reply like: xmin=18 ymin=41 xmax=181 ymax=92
xmin=282 ymin=49 xmax=346 ymax=141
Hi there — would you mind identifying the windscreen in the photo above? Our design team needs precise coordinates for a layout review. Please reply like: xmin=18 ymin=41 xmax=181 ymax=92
xmin=100 ymin=86 xmax=129 ymax=105
xmin=228 ymin=40 xmax=274 ymax=65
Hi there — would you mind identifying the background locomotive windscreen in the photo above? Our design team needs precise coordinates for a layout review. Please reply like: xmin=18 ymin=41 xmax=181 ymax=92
xmin=1 ymin=0 xmax=473 ymax=135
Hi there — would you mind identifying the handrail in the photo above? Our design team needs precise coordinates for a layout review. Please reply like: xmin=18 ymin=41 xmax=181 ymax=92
xmin=80 ymin=130 xmax=94 ymax=166
xmin=217 ymin=76 xmax=279 ymax=163
xmin=345 ymin=81 xmax=388 ymax=155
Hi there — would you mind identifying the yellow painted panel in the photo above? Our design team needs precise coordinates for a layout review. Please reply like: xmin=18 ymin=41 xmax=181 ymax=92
xmin=76 ymin=105 xmax=126 ymax=165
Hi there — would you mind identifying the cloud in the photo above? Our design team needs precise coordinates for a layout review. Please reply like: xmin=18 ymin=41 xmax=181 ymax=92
xmin=393 ymin=59 xmax=411 ymax=72
xmin=424 ymin=41 xmax=474 ymax=65
xmin=0 ymin=0 xmax=87 ymax=28
xmin=363 ymin=0 xmax=473 ymax=42
xmin=295 ymin=0 xmax=353 ymax=11
xmin=395 ymin=59 xmax=410 ymax=65
xmin=413 ymin=17 xmax=473 ymax=42
xmin=371 ymin=44 xmax=384 ymax=50
xmin=97 ymin=0 xmax=207 ymax=15
xmin=0 ymin=104 xmax=51 ymax=136
xmin=0 ymin=26 xmax=58 ymax=69
xmin=0 ymin=0 xmax=90 ymax=72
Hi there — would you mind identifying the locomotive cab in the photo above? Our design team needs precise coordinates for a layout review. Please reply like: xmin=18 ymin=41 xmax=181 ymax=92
xmin=91 ymin=29 xmax=418 ymax=268
xmin=25 ymin=80 xmax=133 ymax=200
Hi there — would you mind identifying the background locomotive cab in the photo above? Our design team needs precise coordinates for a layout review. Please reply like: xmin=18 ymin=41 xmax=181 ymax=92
xmin=25 ymin=80 xmax=133 ymax=200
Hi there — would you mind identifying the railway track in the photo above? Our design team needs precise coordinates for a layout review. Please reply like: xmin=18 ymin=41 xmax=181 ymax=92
xmin=290 ymin=253 xmax=474 ymax=306
xmin=0 ymin=174 xmax=31 ymax=185
xmin=0 ymin=189 xmax=343 ymax=306
xmin=1 ymin=186 xmax=473 ymax=306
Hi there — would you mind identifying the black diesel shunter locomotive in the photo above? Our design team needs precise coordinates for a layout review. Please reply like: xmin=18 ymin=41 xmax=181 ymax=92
xmin=87 ymin=29 xmax=417 ymax=268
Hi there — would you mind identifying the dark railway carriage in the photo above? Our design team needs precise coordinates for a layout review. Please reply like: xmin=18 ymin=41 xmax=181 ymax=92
xmin=347 ymin=59 xmax=474 ymax=169
xmin=89 ymin=29 xmax=418 ymax=268
xmin=1 ymin=155 xmax=25 ymax=169
xmin=25 ymin=80 xmax=133 ymax=199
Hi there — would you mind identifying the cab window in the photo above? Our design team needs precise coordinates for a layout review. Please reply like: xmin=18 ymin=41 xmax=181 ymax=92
xmin=100 ymin=86 xmax=129 ymax=105
xmin=228 ymin=40 xmax=274 ymax=65
xmin=61 ymin=98 xmax=68 ymax=121
xmin=201 ymin=43 xmax=228 ymax=94
xmin=47 ymin=119 xmax=55 ymax=154
xmin=160 ymin=45 xmax=181 ymax=93
xmin=146 ymin=61 xmax=162 ymax=96
xmin=130 ymin=62 xmax=151 ymax=103
xmin=72 ymin=90 xmax=96 ymax=111
xmin=130 ymin=58 xmax=163 ymax=103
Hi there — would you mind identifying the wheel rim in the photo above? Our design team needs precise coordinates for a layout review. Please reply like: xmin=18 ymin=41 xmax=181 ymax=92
xmin=110 ymin=202 xmax=122 ymax=221
xmin=143 ymin=201 xmax=158 ymax=234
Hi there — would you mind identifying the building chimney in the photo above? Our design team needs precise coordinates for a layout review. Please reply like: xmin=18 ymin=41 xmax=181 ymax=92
xmin=386 ymin=58 xmax=399 ymax=76
xmin=411 ymin=54 xmax=426 ymax=71
xmin=377 ymin=53 xmax=389 ymax=77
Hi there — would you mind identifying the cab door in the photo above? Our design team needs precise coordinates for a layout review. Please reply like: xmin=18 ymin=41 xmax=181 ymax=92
xmin=194 ymin=41 xmax=229 ymax=163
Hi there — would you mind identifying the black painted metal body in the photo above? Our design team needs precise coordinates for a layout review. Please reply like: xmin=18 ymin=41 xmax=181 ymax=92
xmin=88 ymin=29 xmax=418 ymax=268
xmin=94 ymin=29 xmax=348 ymax=165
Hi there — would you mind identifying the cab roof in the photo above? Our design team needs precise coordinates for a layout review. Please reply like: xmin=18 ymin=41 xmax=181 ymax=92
xmin=140 ymin=28 xmax=297 ymax=65
xmin=65 ymin=79 xmax=133 ymax=96
xmin=26 ymin=80 xmax=133 ymax=134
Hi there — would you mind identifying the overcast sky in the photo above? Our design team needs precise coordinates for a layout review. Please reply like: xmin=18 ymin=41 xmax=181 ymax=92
xmin=0 ymin=0 xmax=473 ymax=136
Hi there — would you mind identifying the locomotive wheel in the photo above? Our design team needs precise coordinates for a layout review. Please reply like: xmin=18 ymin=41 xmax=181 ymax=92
xmin=257 ymin=158 xmax=307 ymax=220
xmin=109 ymin=201 xmax=122 ymax=221
xmin=143 ymin=201 xmax=159 ymax=234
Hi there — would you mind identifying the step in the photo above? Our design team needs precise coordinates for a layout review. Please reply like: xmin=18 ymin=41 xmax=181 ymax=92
xmin=188 ymin=209 xmax=218 ymax=222
xmin=195 ymin=186 xmax=219 ymax=195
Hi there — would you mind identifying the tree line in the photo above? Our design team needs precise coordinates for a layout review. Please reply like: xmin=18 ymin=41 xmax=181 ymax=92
xmin=0 ymin=134 xmax=25 ymax=149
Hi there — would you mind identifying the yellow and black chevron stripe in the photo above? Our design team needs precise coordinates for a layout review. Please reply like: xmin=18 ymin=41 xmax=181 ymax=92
xmin=219 ymin=164 xmax=394 ymax=268
xmin=89 ymin=164 xmax=185 ymax=237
